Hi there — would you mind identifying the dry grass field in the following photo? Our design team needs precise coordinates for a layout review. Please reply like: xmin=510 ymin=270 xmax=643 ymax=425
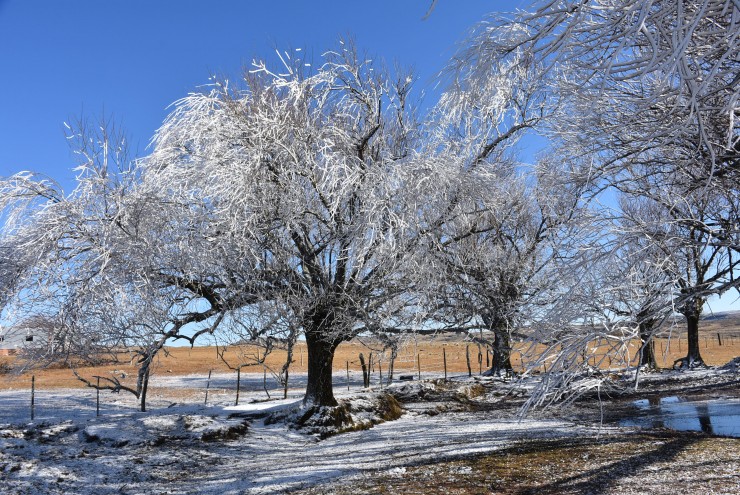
xmin=1 ymin=322 xmax=738 ymax=391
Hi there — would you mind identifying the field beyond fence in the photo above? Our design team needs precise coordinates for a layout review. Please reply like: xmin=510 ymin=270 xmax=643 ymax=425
xmin=1 ymin=332 xmax=738 ymax=392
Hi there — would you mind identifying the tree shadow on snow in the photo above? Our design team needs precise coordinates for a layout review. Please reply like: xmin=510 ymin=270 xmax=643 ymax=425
xmin=514 ymin=434 xmax=702 ymax=495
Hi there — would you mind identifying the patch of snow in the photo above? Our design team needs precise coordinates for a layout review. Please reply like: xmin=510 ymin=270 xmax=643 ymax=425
xmin=2 ymin=368 xmax=734 ymax=494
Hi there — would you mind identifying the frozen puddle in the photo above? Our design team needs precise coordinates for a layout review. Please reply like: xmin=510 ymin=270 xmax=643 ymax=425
xmin=620 ymin=396 xmax=740 ymax=437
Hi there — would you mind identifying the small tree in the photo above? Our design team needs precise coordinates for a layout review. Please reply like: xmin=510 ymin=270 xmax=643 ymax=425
xmin=213 ymin=301 xmax=299 ymax=399
xmin=618 ymin=191 xmax=740 ymax=368
xmin=0 ymin=118 xmax=236 ymax=412
xmin=421 ymin=32 xmax=591 ymax=375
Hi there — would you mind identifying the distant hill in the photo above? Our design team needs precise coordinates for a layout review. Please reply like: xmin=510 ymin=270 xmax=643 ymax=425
xmin=703 ymin=310 xmax=740 ymax=322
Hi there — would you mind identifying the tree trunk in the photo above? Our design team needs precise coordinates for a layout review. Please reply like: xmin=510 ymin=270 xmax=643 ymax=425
xmin=492 ymin=329 xmax=513 ymax=375
xmin=359 ymin=353 xmax=369 ymax=388
xmin=140 ymin=367 xmax=150 ymax=413
xmin=638 ymin=321 xmax=657 ymax=369
xmin=387 ymin=347 xmax=397 ymax=386
xmin=304 ymin=332 xmax=339 ymax=407
xmin=684 ymin=311 xmax=705 ymax=367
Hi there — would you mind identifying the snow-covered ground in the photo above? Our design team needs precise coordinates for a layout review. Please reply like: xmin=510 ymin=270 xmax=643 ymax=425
xmin=1 ymin=368 xmax=737 ymax=494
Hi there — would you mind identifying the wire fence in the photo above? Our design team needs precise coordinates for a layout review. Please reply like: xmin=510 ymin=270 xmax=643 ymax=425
xmin=3 ymin=334 xmax=737 ymax=423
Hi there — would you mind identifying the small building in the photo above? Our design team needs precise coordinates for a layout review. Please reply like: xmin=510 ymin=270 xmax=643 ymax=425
xmin=0 ymin=327 xmax=38 ymax=356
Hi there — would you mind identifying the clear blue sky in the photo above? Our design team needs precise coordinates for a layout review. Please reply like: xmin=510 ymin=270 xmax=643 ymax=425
xmin=0 ymin=1 xmax=736 ymax=314
xmin=0 ymin=0 xmax=514 ymax=188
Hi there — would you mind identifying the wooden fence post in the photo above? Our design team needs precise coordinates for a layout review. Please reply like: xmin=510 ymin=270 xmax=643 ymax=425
xmin=466 ymin=345 xmax=472 ymax=377
xmin=263 ymin=367 xmax=270 ymax=399
xmin=31 ymin=375 xmax=35 ymax=421
xmin=204 ymin=369 xmax=212 ymax=406
xmin=443 ymin=346 xmax=447 ymax=381
xmin=235 ymin=367 xmax=241 ymax=406
xmin=417 ymin=353 xmax=421 ymax=381
xmin=346 ymin=361 xmax=350 ymax=391
xmin=96 ymin=376 xmax=100 ymax=417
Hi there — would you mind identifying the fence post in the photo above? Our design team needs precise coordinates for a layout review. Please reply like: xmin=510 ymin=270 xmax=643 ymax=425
xmin=417 ymin=353 xmax=421 ymax=380
xmin=204 ymin=369 xmax=212 ymax=406
xmin=466 ymin=345 xmax=472 ymax=377
xmin=263 ymin=367 xmax=270 ymax=398
xmin=347 ymin=361 xmax=350 ymax=391
xmin=283 ymin=368 xmax=289 ymax=399
xmin=235 ymin=367 xmax=241 ymax=406
xmin=478 ymin=348 xmax=483 ymax=375
xmin=717 ymin=333 xmax=722 ymax=346
xmin=31 ymin=375 xmax=35 ymax=421
xmin=96 ymin=376 xmax=100 ymax=417
xmin=443 ymin=346 xmax=447 ymax=381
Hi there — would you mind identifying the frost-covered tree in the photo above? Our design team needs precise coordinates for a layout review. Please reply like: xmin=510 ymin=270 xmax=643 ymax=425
xmin=424 ymin=159 xmax=592 ymax=375
xmin=459 ymin=0 xmax=739 ymax=265
xmin=421 ymin=19 xmax=593 ymax=376
xmin=137 ymin=44 xmax=451 ymax=409
xmin=456 ymin=0 xmax=738 ymax=368
xmin=473 ymin=0 xmax=739 ymax=169
xmin=0 ymin=44 xmax=478 ymax=413
xmin=605 ymin=197 xmax=683 ymax=369
xmin=621 ymin=190 xmax=740 ymax=368
xmin=0 ymin=119 xmax=238 ymax=411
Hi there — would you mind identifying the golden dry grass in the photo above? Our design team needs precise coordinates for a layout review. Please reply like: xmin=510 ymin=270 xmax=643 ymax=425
xmin=0 ymin=333 xmax=737 ymax=391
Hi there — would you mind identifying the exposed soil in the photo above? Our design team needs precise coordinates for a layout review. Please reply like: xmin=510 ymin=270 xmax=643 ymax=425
xmin=295 ymin=370 xmax=740 ymax=495
xmin=301 ymin=431 xmax=739 ymax=495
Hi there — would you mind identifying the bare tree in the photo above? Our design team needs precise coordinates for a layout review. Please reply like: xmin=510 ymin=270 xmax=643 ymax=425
xmin=213 ymin=301 xmax=299 ymax=399
xmin=603 ymin=198 xmax=683 ymax=370
xmin=138 ymin=43 xmax=443 ymax=409
xmin=0 ymin=117 xmax=238 ymax=412
xmin=625 ymin=192 xmax=740 ymax=368
xmin=418 ymin=20 xmax=594 ymax=376
xmin=0 ymin=43 xmax=468 ymax=414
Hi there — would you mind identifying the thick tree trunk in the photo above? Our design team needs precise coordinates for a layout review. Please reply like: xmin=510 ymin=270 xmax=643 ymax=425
xmin=359 ymin=353 xmax=369 ymax=388
xmin=672 ymin=297 xmax=705 ymax=369
xmin=638 ymin=321 xmax=657 ymax=369
xmin=492 ymin=329 xmax=513 ymax=375
xmin=481 ymin=311 xmax=514 ymax=376
xmin=684 ymin=311 xmax=705 ymax=367
xmin=304 ymin=332 xmax=339 ymax=407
